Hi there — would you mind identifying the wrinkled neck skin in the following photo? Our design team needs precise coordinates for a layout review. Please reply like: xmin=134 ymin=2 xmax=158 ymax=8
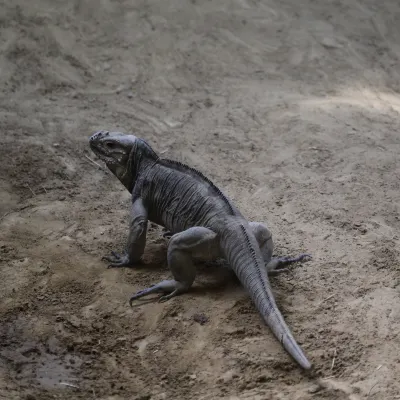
xmin=107 ymin=140 xmax=157 ymax=193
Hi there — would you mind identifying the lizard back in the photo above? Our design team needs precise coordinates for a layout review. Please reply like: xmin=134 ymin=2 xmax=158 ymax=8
xmin=136 ymin=159 xmax=240 ymax=233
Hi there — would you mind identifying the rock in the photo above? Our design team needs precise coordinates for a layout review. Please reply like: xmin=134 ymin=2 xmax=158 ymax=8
xmin=65 ymin=315 xmax=81 ymax=328
xmin=134 ymin=394 xmax=151 ymax=400
xmin=256 ymin=374 xmax=271 ymax=383
xmin=47 ymin=336 xmax=62 ymax=354
xmin=217 ymin=370 xmax=237 ymax=383
xmin=308 ymin=384 xmax=323 ymax=394
xmin=192 ymin=313 xmax=208 ymax=325
xmin=92 ymin=321 xmax=104 ymax=331
xmin=390 ymin=279 xmax=399 ymax=288
xmin=153 ymin=393 xmax=167 ymax=400
xmin=224 ymin=326 xmax=245 ymax=335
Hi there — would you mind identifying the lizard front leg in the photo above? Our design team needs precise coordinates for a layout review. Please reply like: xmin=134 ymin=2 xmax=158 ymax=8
xmin=103 ymin=198 xmax=148 ymax=268
xmin=129 ymin=227 xmax=217 ymax=304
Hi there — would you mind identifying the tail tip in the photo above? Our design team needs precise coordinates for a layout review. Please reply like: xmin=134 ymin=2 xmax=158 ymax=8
xmin=301 ymin=359 xmax=313 ymax=370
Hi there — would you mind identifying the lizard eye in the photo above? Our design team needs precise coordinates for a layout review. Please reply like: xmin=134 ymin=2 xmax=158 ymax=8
xmin=105 ymin=141 xmax=115 ymax=149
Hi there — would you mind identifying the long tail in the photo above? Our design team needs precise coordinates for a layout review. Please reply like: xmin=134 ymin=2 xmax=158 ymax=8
xmin=220 ymin=223 xmax=312 ymax=370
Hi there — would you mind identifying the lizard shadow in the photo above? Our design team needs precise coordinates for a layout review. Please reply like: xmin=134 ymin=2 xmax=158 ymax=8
xmin=128 ymin=244 xmax=300 ymax=308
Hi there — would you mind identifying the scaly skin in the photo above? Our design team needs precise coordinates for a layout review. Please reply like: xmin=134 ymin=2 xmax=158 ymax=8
xmin=89 ymin=130 xmax=312 ymax=370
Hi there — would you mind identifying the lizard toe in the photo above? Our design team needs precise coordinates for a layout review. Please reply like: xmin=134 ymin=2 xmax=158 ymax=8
xmin=158 ymin=296 xmax=170 ymax=303
xmin=268 ymin=268 xmax=289 ymax=276
xmin=107 ymin=263 xmax=122 ymax=269
xmin=129 ymin=286 xmax=160 ymax=305
xmin=162 ymin=231 xmax=173 ymax=239
xmin=102 ymin=251 xmax=134 ymax=268
xmin=107 ymin=260 xmax=131 ymax=268
xmin=102 ymin=254 xmax=120 ymax=263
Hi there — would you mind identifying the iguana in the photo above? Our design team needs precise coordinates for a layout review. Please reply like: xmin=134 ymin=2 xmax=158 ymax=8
xmin=89 ymin=130 xmax=312 ymax=370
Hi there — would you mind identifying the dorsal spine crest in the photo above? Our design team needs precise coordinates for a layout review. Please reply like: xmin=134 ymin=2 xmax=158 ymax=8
xmin=239 ymin=224 xmax=266 ymax=293
xmin=160 ymin=158 xmax=236 ymax=215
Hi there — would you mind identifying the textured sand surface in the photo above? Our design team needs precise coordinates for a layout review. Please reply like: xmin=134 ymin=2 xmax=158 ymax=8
xmin=1 ymin=1 xmax=400 ymax=399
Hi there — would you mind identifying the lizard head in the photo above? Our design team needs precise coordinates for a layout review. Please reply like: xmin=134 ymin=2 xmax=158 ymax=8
xmin=89 ymin=130 xmax=159 ymax=191
xmin=89 ymin=130 xmax=136 ymax=168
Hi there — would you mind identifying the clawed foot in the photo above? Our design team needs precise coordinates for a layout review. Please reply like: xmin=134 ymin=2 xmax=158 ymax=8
xmin=129 ymin=280 xmax=184 ymax=306
xmin=102 ymin=251 xmax=133 ymax=268
xmin=162 ymin=230 xmax=173 ymax=239
xmin=267 ymin=253 xmax=312 ymax=275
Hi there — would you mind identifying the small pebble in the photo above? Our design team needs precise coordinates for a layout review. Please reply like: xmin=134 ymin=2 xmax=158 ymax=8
xmin=92 ymin=321 xmax=104 ymax=331
xmin=134 ymin=395 xmax=151 ymax=400
xmin=193 ymin=313 xmax=208 ymax=325
xmin=308 ymin=384 xmax=323 ymax=394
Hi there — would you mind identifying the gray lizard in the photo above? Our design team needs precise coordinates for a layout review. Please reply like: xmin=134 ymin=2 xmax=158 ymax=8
xmin=89 ymin=130 xmax=312 ymax=370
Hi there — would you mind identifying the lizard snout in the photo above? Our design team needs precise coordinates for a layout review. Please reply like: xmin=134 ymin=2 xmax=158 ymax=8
xmin=90 ymin=130 xmax=109 ymax=142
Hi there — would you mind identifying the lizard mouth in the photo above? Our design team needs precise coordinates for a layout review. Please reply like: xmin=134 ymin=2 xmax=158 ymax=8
xmin=90 ymin=145 xmax=118 ymax=166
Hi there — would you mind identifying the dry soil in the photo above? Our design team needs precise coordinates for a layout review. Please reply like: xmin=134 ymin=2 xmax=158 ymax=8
xmin=0 ymin=0 xmax=400 ymax=399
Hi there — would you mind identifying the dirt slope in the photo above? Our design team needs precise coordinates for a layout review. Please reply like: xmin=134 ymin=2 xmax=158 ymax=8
xmin=1 ymin=0 xmax=400 ymax=399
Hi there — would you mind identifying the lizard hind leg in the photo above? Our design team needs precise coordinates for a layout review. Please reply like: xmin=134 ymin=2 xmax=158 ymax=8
xmin=249 ymin=221 xmax=312 ymax=275
xmin=129 ymin=226 xmax=218 ymax=305
xmin=265 ymin=254 xmax=312 ymax=275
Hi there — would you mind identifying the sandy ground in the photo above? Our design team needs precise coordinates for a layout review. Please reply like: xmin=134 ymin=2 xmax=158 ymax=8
xmin=1 ymin=0 xmax=400 ymax=399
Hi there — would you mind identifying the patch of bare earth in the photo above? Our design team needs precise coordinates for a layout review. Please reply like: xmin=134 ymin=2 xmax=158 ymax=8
xmin=1 ymin=0 xmax=399 ymax=399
